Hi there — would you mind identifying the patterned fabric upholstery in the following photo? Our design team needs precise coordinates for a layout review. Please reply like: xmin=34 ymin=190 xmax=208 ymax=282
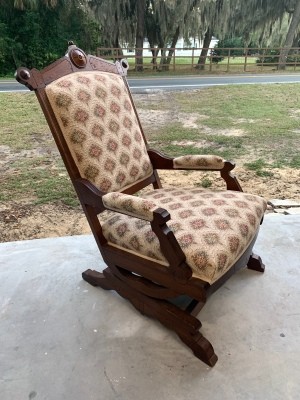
xmin=102 ymin=188 xmax=267 ymax=284
xmin=174 ymin=155 xmax=225 ymax=170
xmin=102 ymin=192 xmax=157 ymax=221
xmin=45 ymin=71 xmax=153 ymax=192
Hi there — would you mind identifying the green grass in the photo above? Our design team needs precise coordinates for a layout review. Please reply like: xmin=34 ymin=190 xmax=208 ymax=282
xmin=199 ymin=178 xmax=213 ymax=188
xmin=1 ymin=84 xmax=300 ymax=208
xmin=0 ymin=93 xmax=79 ymax=206
xmin=0 ymin=92 xmax=49 ymax=150
xmin=244 ymin=159 xmax=274 ymax=177
xmin=289 ymin=155 xmax=300 ymax=168
xmin=150 ymin=127 xmax=245 ymax=160
xmin=0 ymin=157 xmax=79 ymax=206
xmin=162 ymin=84 xmax=300 ymax=167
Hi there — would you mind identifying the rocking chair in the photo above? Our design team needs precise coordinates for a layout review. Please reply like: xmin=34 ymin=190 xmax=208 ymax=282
xmin=16 ymin=43 xmax=267 ymax=366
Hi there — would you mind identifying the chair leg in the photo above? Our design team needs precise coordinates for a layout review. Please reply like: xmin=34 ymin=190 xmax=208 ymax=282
xmin=178 ymin=332 xmax=218 ymax=367
xmin=82 ymin=268 xmax=112 ymax=290
xmin=88 ymin=266 xmax=218 ymax=367
xmin=247 ymin=253 xmax=265 ymax=273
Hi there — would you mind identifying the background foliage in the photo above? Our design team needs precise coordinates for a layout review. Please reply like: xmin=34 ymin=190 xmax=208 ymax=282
xmin=1 ymin=0 xmax=300 ymax=75
xmin=0 ymin=1 xmax=99 ymax=75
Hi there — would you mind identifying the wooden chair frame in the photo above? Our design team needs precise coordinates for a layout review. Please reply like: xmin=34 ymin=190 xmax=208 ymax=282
xmin=16 ymin=43 xmax=265 ymax=366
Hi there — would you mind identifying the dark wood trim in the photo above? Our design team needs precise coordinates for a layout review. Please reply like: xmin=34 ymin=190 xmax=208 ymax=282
xmin=148 ymin=148 xmax=174 ymax=169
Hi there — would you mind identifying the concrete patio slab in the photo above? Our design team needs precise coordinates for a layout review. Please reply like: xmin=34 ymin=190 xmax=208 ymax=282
xmin=268 ymin=199 xmax=300 ymax=208
xmin=1 ymin=214 xmax=300 ymax=400
xmin=284 ymin=207 xmax=300 ymax=215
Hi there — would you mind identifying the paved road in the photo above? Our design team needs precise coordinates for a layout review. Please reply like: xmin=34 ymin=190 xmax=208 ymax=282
xmin=129 ymin=73 xmax=300 ymax=92
xmin=2 ymin=73 xmax=300 ymax=93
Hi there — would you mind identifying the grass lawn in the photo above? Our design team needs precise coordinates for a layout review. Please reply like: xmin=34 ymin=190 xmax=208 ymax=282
xmin=139 ymin=84 xmax=300 ymax=169
xmin=1 ymin=84 xmax=300 ymax=207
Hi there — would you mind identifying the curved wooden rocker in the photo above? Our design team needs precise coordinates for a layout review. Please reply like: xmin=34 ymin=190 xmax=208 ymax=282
xmin=16 ymin=43 xmax=267 ymax=366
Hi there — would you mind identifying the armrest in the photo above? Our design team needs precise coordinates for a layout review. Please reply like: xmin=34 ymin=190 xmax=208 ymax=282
xmin=148 ymin=149 xmax=224 ymax=171
xmin=148 ymin=149 xmax=242 ymax=192
xmin=102 ymin=191 xmax=192 ymax=282
xmin=173 ymin=156 xmax=242 ymax=191
xmin=102 ymin=192 xmax=161 ymax=221
xmin=173 ymin=155 xmax=225 ymax=170
xmin=74 ymin=179 xmax=192 ymax=281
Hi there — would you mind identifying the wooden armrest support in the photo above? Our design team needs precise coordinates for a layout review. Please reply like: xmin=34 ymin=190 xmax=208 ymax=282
xmin=74 ymin=178 xmax=105 ymax=212
xmin=221 ymin=161 xmax=243 ymax=192
xmin=152 ymin=208 xmax=192 ymax=283
xmin=148 ymin=149 xmax=174 ymax=169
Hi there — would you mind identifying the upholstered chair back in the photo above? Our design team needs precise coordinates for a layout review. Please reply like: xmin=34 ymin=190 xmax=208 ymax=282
xmin=45 ymin=71 xmax=153 ymax=193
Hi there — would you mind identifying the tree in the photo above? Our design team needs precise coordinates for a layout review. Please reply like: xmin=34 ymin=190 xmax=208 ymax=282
xmin=278 ymin=1 xmax=300 ymax=69
xmin=135 ymin=0 xmax=146 ymax=71
xmin=88 ymin=0 xmax=212 ymax=71
xmin=194 ymin=0 xmax=225 ymax=69
xmin=4 ymin=0 xmax=59 ymax=10
xmin=233 ymin=0 xmax=300 ymax=70
xmin=87 ymin=0 xmax=300 ymax=73
xmin=87 ymin=0 xmax=135 ymax=54
xmin=148 ymin=0 xmax=204 ymax=70
xmin=193 ymin=0 xmax=300 ymax=71
xmin=0 ymin=0 xmax=99 ymax=75
xmin=145 ymin=0 xmax=160 ymax=68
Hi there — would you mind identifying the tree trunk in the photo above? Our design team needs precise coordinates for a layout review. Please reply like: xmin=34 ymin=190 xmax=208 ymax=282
xmin=113 ymin=42 xmax=124 ymax=60
xmin=157 ymin=33 xmax=166 ymax=71
xmin=278 ymin=1 xmax=300 ymax=70
xmin=148 ymin=42 xmax=159 ymax=70
xmin=196 ymin=28 xmax=212 ymax=70
xmin=159 ymin=48 xmax=167 ymax=70
xmin=163 ymin=26 xmax=180 ymax=70
xmin=135 ymin=0 xmax=146 ymax=72
xmin=111 ymin=10 xmax=123 ymax=60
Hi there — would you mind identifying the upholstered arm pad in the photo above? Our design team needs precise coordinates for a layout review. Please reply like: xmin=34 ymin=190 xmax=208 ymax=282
xmin=173 ymin=155 xmax=225 ymax=170
xmin=102 ymin=192 xmax=159 ymax=221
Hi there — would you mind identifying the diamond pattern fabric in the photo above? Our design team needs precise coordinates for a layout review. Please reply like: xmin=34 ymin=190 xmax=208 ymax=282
xmin=102 ymin=192 xmax=158 ymax=221
xmin=173 ymin=155 xmax=225 ymax=170
xmin=45 ymin=71 xmax=153 ymax=192
xmin=102 ymin=188 xmax=267 ymax=284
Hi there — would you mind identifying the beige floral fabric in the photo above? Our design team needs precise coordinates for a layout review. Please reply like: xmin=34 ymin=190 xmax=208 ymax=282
xmin=45 ymin=71 xmax=153 ymax=192
xmin=102 ymin=188 xmax=267 ymax=284
xmin=173 ymin=155 xmax=225 ymax=170
xmin=102 ymin=192 xmax=158 ymax=221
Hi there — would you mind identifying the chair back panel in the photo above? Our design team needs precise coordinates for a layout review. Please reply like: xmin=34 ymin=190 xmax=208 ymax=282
xmin=45 ymin=70 xmax=153 ymax=193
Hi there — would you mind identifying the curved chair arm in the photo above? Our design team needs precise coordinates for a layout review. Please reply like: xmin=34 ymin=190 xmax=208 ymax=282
xmin=148 ymin=149 xmax=242 ymax=192
xmin=102 ymin=192 xmax=159 ymax=221
xmin=148 ymin=148 xmax=225 ymax=171
xmin=173 ymin=155 xmax=225 ymax=170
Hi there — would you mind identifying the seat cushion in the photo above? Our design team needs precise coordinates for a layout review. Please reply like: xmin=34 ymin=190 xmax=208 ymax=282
xmin=102 ymin=188 xmax=267 ymax=284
